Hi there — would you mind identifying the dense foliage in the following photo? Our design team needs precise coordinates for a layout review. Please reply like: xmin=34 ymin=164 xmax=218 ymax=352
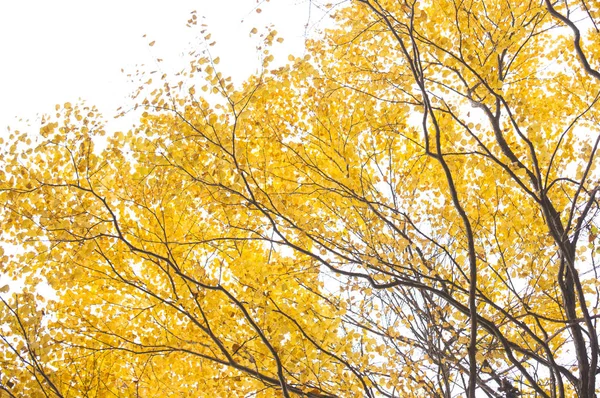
xmin=2 ymin=1 xmax=600 ymax=397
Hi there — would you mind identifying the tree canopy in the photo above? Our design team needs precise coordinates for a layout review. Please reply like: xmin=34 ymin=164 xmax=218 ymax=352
xmin=1 ymin=1 xmax=600 ymax=397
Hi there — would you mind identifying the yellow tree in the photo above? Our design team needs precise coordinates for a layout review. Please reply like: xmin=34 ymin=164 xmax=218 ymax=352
xmin=1 ymin=1 xmax=600 ymax=397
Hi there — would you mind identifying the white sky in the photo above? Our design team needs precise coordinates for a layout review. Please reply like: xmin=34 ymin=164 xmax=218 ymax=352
xmin=0 ymin=0 xmax=327 ymax=132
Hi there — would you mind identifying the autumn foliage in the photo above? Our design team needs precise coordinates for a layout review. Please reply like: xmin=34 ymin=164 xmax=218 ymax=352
xmin=2 ymin=1 xmax=600 ymax=397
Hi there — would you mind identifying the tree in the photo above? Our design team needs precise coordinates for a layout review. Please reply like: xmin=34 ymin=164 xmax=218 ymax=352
xmin=1 ymin=0 xmax=600 ymax=396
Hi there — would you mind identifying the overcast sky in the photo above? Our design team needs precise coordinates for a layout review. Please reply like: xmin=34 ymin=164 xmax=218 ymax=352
xmin=0 ymin=0 xmax=327 ymax=132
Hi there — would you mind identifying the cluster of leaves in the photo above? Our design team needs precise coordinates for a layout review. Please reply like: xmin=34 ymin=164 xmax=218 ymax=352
xmin=1 ymin=0 xmax=600 ymax=397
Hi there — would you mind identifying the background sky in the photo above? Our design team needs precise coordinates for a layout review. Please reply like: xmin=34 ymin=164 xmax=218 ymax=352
xmin=0 ymin=0 xmax=328 ymax=132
